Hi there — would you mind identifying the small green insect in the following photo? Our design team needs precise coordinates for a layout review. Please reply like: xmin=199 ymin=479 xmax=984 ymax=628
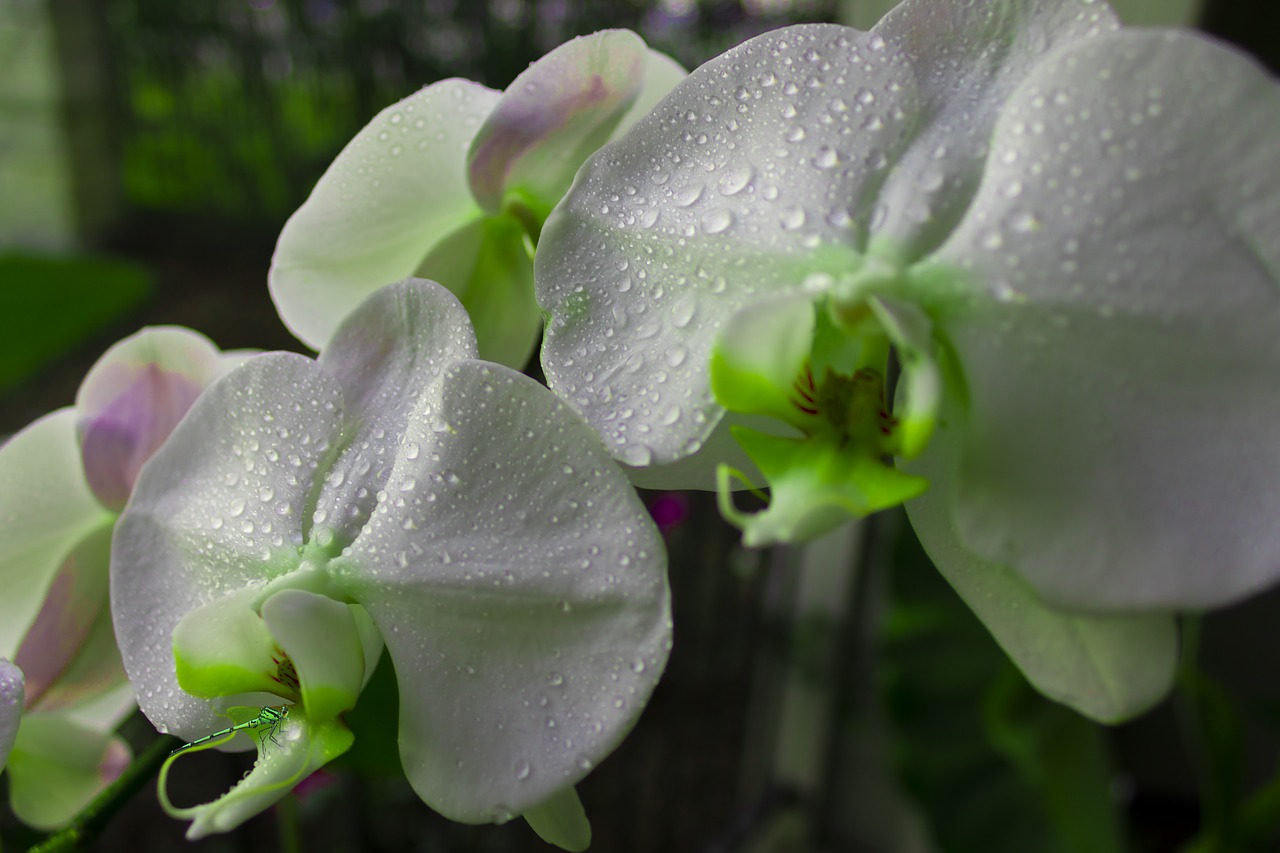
xmin=169 ymin=705 xmax=291 ymax=757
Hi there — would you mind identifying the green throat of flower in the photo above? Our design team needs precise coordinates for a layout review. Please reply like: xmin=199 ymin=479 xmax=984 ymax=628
xmin=711 ymin=277 xmax=941 ymax=546
xmin=160 ymin=555 xmax=376 ymax=837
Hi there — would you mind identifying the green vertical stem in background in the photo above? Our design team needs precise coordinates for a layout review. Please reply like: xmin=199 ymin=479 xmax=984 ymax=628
xmin=275 ymin=793 xmax=300 ymax=853
xmin=1177 ymin=615 xmax=1244 ymax=853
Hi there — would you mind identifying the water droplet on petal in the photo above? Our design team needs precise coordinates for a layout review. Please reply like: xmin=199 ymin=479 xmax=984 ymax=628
xmin=700 ymin=209 xmax=733 ymax=234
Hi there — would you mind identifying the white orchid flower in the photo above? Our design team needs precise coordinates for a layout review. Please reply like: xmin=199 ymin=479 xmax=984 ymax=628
xmin=0 ymin=327 xmax=245 ymax=827
xmin=110 ymin=279 xmax=671 ymax=849
xmin=269 ymin=29 xmax=685 ymax=369
xmin=535 ymin=0 xmax=1280 ymax=721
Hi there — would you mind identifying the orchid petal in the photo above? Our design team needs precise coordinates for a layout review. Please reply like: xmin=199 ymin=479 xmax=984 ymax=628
xmin=868 ymin=0 xmax=1117 ymax=259
xmin=172 ymin=587 xmax=291 ymax=706
xmin=331 ymin=359 xmax=671 ymax=824
xmin=537 ymin=24 xmax=919 ymax=467
xmin=468 ymin=30 xmax=650 ymax=217
xmin=456 ymin=219 xmax=539 ymax=369
xmin=912 ymin=30 xmax=1280 ymax=610
xmin=57 ymin=678 xmax=136 ymax=735
xmin=904 ymin=386 xmax=1177 ymax=722
xmin=0 ymin=659 xmax=22 ymax=770
xmin=111 ymin=353 xmax=347 ymax=739
xmin=26 ymin=612 xmax=129 ymax=720
xmin=75 ymin=327 xmax=225 ymax=510
xmin=621 ymin=413 xmax=767 ymax=491
xmin=313 ymin=278 xmax=478 ymax=538
xmin=269 ymin=79 xmax=500 ymax=351
xmin=14 ymin=522 xmax=129 ymax=714
xmin=607 ymin=49 xmax=688 ymax=141
xmin=722 ymin=426 xmax=926 ymax=546
xmin=13 ymin=523 xmax=111 ymax=708
xmin=6 ymin=714 xmax=131 ymax=829
xmin=866 ymin=295 xmax=938 ymax=458
xmin=0 ymin=410 xmax=113 ymax=658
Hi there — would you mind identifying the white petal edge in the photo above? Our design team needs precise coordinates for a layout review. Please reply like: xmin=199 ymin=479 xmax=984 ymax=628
xmin=0 ymin=659 xmax=23 ymax=771
xmin=868 ymin=0 xmax=1117 ymax=258
xmin=313 ymin=278 xmax=478 ymax=529
xmin=903 ymin=387 xmax=1178 ymax=722
xmin=915 ymin=29 xmax=1280 ymax=609
xmin=269 ymin=79 xmax=500 ymax=350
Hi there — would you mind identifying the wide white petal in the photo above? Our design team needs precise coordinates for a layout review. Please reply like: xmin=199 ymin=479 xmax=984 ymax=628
xmin=467 ymin=30 xmax=650 ymax=215
xmin=269 ymin=79 xmax=500 ymax=350
xmin=6 ymin=713 xmax=130 ymax=830
xmin=607 ymin=48 xmax=687 ymax=141
xmin=312 ymin=279 xmax=478 ymax=534
xmin=537 ymin=24 xmax=920 ymax=467
xmin=111 ymin=354 xmax=346 ymax=738
xmin=333 ymin=360 xmax=670 ymax=823
xmin=913 ymin=30 xmax=1280 ymax=609
xmin=868 ymin=0 xmax=1117 ymax=258
xmin=14 ymin=524 xmax=122 ymax=713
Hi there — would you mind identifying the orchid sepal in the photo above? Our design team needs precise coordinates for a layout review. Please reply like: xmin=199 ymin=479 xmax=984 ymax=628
xmin=523 ymin=785 xmax=592 ymax=852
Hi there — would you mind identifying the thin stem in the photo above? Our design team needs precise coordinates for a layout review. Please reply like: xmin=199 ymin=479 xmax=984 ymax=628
xmin=275 ymin=793 xmax=301 ymax=853
xmin=28 ymin=734 xmax=178 ymax=853
xmin=1177 ymin=614 xmax=1243 ymax=853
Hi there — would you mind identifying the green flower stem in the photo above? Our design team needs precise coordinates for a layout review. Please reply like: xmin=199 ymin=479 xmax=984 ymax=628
xmin=1177 ymin=615 xmax=1244 ymax=853
xmin=28 ymin=733 xmax=179 ymax=853
xmin=276 ymin=791 xmax=301 ymax=853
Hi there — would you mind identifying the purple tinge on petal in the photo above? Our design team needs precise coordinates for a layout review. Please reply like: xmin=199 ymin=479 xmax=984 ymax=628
xmin=467 ymin=30 xmax=649 ymax=213
xmin=13 ymin=527 xmax=109 ymax=709
xmin=78 ymin=364 xmax=205 ymax=510
xmin=469 ymin=75 xmax=610 ymax=203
